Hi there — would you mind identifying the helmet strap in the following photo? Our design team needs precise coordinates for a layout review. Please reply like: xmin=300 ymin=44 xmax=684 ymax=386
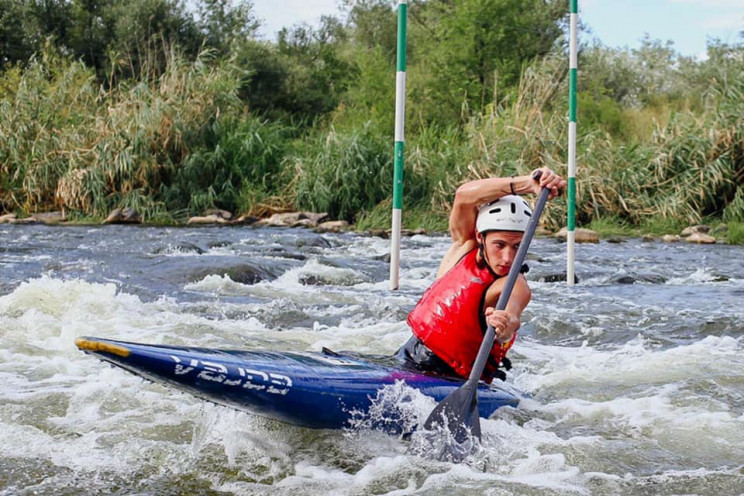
xmin=478 ymin=232 xmax=499 ymax=278
xmin=478 ymin=233 xmax=491 ymax=267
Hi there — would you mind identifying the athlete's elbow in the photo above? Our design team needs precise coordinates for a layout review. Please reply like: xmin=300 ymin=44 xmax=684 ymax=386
xmin=453 ymin=184 xmax=478 ymax=207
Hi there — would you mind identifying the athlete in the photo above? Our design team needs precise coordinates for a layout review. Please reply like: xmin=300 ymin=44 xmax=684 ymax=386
xmin=397 ymin=167 xmax=566 ymax=382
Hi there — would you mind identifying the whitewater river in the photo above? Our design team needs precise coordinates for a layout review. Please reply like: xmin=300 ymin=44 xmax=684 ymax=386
xmin=1 ymin=223 xmax=743 ymax=495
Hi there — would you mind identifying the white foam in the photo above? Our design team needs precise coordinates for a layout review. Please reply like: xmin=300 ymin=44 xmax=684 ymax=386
xmin=516 ymin=334 xmax=743 ymax=391
xmin=2 ymin=231 xmax=743 ymax=495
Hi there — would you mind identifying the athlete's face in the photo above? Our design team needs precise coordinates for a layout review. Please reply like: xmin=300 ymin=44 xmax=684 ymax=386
xmin=477 ymin=231 xmax=524 ymax=276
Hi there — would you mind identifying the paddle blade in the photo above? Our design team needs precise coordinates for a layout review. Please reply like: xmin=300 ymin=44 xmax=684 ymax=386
xmin=419 ymin=381 xmax=481 ymax=461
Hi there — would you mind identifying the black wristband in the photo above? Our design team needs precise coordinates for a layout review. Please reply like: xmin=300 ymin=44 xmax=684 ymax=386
xmin=510 ymin=177 xmax=516 ymax=195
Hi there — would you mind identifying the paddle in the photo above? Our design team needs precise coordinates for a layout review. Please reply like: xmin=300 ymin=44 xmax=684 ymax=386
xmin=421 ymin=172 xmax=552 ymax=461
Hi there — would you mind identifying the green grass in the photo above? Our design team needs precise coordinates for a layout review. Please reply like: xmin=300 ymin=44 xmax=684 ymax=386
xmin=585 ymin=216 xmax=636 ymax=237
xmin=355 ymin=200 xmax=448 ymax=233
xmin=637 ymin=216 xmax=688 ymax=236
xmin=2 ymin=44 xmax=743 ymax=238
xmin=292 ymin=122 xmax=393 ymax=222
xmin=726 ymin=222 xmax=744 ymax=245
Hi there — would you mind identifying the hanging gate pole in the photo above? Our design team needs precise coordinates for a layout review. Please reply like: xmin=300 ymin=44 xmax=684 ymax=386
xmin=567 ymin=0 xmax=578 ymax=286
xmin=389 ymin=0 xmax=408 ymax=290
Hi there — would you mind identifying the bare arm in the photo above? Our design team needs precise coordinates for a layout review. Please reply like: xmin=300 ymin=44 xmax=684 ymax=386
xmin=448 ymin=177 xmax=513 ymax=245
xmin=483 ymin=275 xmax=532 ymax=343
xmin=434 ymin=177 xmax=512 ymax=277
xmin=437 ymin=167 xmax=564 ymax=278
xmin=448 ymin=167 xmax=564 ymax=245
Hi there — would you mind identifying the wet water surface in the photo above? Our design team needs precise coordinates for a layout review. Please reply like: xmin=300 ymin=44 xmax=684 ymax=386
xmin=1 ymin=224 xmax=743 ymax=495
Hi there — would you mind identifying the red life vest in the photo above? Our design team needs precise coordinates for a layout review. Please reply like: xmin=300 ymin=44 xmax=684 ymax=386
xmin=407 ymin=249 xmax=517 ymax=379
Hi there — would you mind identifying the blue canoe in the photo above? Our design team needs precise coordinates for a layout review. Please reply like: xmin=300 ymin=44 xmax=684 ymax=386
xmin=75 ymin=336 xmax=521 ymax=431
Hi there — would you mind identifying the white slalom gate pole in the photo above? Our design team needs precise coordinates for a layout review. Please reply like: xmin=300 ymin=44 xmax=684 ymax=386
xmin=389 ymin=0 xmax=407 ymax=290
xmin=567 ymin=0 xmax=578 ymax=286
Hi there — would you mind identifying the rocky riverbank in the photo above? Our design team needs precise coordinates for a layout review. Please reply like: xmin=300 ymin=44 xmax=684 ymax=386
xmin=0 ymin=209 xmax=732 ymax=245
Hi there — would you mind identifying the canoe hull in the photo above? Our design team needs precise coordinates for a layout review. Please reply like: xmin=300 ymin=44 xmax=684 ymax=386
xmin=75 ymin=336 xmax=521 ymax=431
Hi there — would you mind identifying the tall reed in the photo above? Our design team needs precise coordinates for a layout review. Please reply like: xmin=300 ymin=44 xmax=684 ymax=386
xmin=2 ymin=43 xmax=742 ymax=233
xmin=0 ymin=46 xmax=287 ymax=219
xmin=291 ymin=121 xmax=392 ymax=221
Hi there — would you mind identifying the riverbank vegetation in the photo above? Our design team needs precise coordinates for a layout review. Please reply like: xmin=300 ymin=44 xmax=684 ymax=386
xmin=1 ymin=0 xmax=742 ymax=241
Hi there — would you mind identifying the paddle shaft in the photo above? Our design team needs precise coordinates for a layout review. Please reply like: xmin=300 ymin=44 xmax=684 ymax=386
xmin=424 ymin=171 xmax=550 ymax=454
xmin=464 ymin=185 xmax=551 ymax=385
xmin=419 ymin=178 xmax=553 ymax=459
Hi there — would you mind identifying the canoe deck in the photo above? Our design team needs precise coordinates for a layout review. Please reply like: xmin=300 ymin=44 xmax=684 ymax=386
xmin=75 ymin=336 xmax=521 ymax=431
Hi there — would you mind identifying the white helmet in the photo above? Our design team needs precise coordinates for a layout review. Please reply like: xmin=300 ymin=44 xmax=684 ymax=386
xmin=476 ymin=195 xmax=533 ymax=233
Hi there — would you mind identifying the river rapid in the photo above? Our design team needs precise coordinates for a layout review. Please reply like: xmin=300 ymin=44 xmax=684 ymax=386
xmin=1 ymin=223 xmax=743 ymax=495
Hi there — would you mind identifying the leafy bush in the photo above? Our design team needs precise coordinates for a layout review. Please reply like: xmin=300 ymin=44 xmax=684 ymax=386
xmin=292 ymin=121 xmax=392 ymax=221
xmin=727 ymin=222 xmax=744 ymax=244
xmin=162 ymin=115 xmax=288 ymax=215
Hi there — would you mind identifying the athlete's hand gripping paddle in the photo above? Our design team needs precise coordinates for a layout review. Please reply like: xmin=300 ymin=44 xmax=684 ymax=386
xmin=421 ymin=171 xmax=551 ymax=462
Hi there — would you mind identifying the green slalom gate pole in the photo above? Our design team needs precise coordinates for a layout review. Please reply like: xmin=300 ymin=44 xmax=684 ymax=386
xmin=389 ymin=0 xmax=407 ymax=290
xmin=567 ymin=0 xmax=578 ymax=286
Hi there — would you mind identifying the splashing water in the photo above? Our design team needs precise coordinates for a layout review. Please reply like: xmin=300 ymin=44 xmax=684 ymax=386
xmin=1 ymin=224 xmax=744 ymax=495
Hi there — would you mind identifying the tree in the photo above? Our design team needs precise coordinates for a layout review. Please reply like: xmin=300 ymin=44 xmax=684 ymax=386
xmin=407 ymin=0 xmax=565 ymax=123
xmin=342 ymin=0 xmax=398 ymax=60
xmin=0 ymin=0 xmax=70 ymax=69
xmin=195 ymin=0 xmax=258 ymax=55
xmin=235 ymin=16 xmax=355 ymax=124
xmin=107 ymin=0 xmax=201 ymax=82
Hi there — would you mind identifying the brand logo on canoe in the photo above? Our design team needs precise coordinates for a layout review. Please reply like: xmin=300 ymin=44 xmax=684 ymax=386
xmin=170 ymin=355 xmax=292 ymax=395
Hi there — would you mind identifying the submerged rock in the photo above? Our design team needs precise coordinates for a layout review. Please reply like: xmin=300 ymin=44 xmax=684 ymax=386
xmin=373 ymin=253 xmax=392 ymax=263
xmin=608 ymin=274 xmax=667 ymax=284
xmin=526 ymin=253 xmax=547 ymax=263
xmin=260 ymin=247 xmax=307 ymax=260
xmin=362 ymin=228 xmax=429 ymax=239
xmin=295 ymin=235 xmax=333 ymax=249
xmin=188 ymin=263 xmax=277 ymax=285
xmin=298 ymin=274 xmax=325 ymax=286
xmin=206 ymin=240 xmax=233 ymax=249
xmin=363 ymin=229 xmax=389 ymax=239
xmin=153 ymin=242 xmax=205 ymax=255
xmin=536 ymin=273 xmax=580 ymax=284
xmin=606 ymin=236 xmax=627 ymax=244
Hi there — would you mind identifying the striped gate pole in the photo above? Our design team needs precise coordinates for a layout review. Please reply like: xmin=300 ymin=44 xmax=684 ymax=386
xmin=566 ymin=0 xmax=578 ymax=286
xmin=389 ymin=0 xmax=407 ymax=290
